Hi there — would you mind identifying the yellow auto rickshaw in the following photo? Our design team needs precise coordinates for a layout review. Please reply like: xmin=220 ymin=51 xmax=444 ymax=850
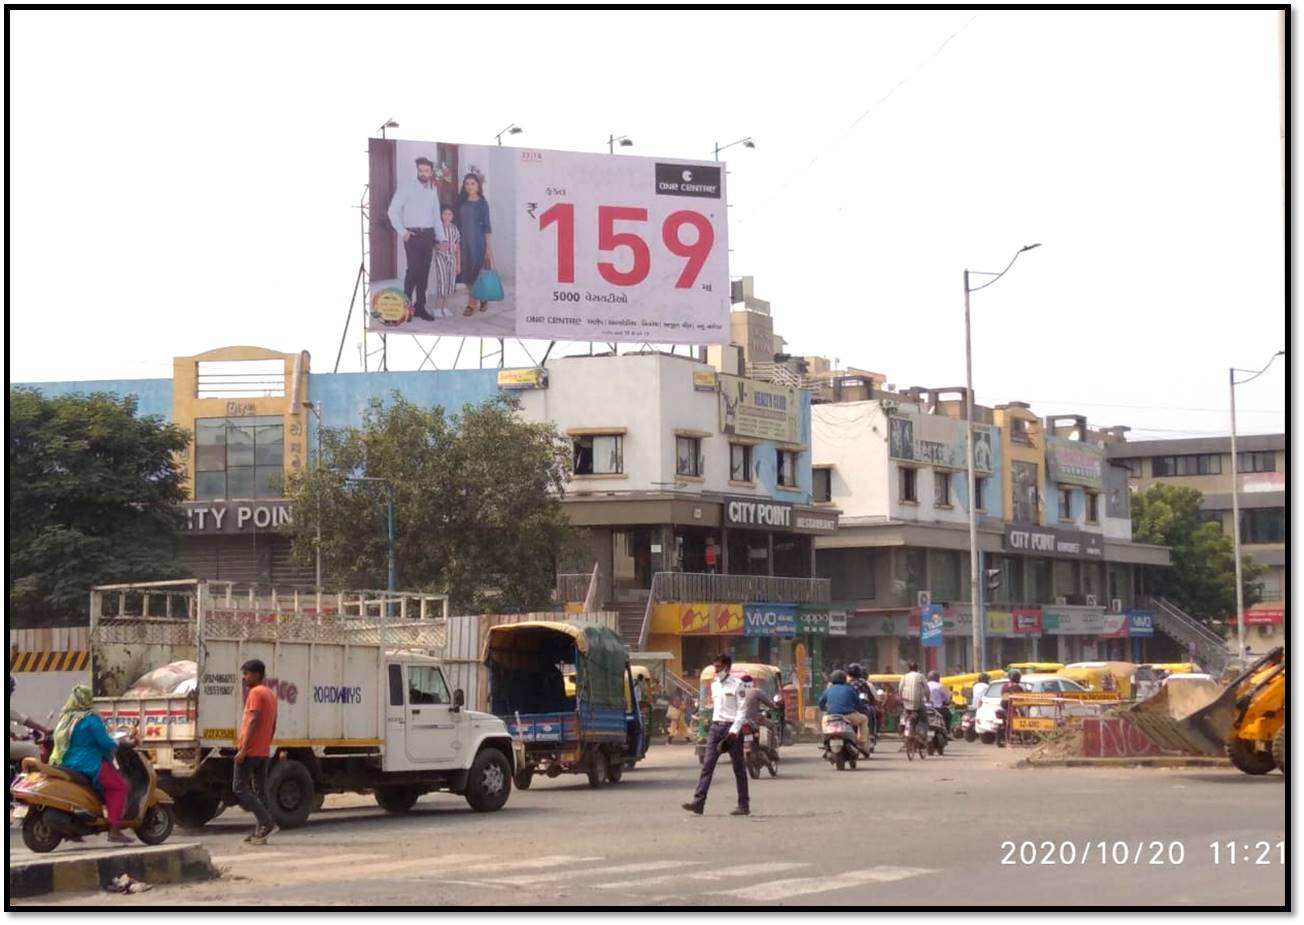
xmin=1059 ymin=661 xmax=1137 ymax=699
xmin=1006 ymin=661 xmax=1065 ymax=675
xmin=867 ymin=673 xmax=903 ymax=733
xmin=695 ymin=663 xmax=785 ymax=767
xmin=940 ymin=669 xmax=1007 ymax=708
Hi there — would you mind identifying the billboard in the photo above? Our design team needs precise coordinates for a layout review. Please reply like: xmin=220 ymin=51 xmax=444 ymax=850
xmin=921 ymin=604 xmax=944 ymax=648
xmin=1045 ymin=436 xmax=1105 ymax=489
xmin=367 ymin=138 xmax=729 ymax=344
xmin=718 ymin=374 xmax=800 ymax=444
xmin=888 ymin=412 xmax=993 ymax=474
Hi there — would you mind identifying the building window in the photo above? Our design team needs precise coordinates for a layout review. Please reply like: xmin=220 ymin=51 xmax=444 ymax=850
xmin=898 ymin=467 xmax=918 ymax=503
xmin=1238 ymin=451 xmax=1276 ymax=473
xmin=1058 ymin=488 xmax=1074 ymax=521
xmin=1085 ymin=491 xmax=1100 ymax=523
xmin=730 ymin=444 xmax=754 ymax=483
xmin=776 ymin=449 xmax=799 ymax=487
xmin=1257 ymin=570 xmax=1283 ymax=601
xmin=1197 ymin=510 xmax=1224 ymax=529
xmin=974 ymin=476 xmax=989 ymax=512
xmin=573 ymin=434 xmax=623 ymax=475
xmin=1152 ymin=454 xmax=1221 ymax=477
xmin=1010 ymin=418 xmax=1033 ymax=445
xmin=194 ymin=416 xmax=284 ymax=501
xmin=812 ymin=467 xmax=832 ymax=502
xmin=676 ymin=436 xmax=702 ymax=478
xmin=1011 ymin=461 xmax=1038 ymax=524
xmin=1240 ymin=508 xmax=1285 ymax=545
xmin=1119 ymin=458 xmax=1142 ymax=478
xmin=934 ymin=471 xmax=952 ymax=507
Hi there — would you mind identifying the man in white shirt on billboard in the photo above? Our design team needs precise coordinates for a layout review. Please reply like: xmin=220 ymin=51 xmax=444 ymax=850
xmin=683 ymin=653 xmax=750 ymax=816
xmin=386 ymin=156 xmax=448 ymax=321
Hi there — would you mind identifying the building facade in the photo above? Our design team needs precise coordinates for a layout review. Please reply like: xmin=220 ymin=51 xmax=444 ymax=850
xmin=1105 ymin=433 xmax=1286 ymax=647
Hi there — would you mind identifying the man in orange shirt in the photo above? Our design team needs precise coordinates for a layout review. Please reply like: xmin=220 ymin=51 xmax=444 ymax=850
xmin=235 ymin=658 xmax=278 ymax=845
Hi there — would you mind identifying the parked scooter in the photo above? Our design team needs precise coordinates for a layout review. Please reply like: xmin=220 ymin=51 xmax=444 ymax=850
xmin=925 ymin=706 xmax=949 ymax=756
xmin=821 ymin=713 xmax=860 ymax=770
xmin=9 ymin=737 xmax=175 ymax=852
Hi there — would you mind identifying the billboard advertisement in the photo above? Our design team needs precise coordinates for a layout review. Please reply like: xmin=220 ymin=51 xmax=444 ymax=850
xmin=718 ymin=374 xmax=800 ymax=444
xmin=367 ymin=138 xmax=729 ymax=344
xmin=743 ymin=603 xmax=798 ymax=637
xmin=921 ymin=604 xmax=945 ymax=648
xmin=888 ymin=412 xmax=993 ymax=474
xmin=1046 ymin=436 xmax=1105 ymax=489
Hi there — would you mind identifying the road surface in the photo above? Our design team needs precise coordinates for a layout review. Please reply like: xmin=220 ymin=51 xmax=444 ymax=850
xmin=10 ymin=738 xmax=1286 ymax=907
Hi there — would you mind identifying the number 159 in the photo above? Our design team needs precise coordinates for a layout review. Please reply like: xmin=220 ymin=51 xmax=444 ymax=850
xmin=539 ymin=204 xmax=715 ymax=289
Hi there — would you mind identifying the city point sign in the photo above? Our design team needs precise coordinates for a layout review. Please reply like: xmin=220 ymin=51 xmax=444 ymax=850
xmin=180 ymin=501 xmax=293 ymax=534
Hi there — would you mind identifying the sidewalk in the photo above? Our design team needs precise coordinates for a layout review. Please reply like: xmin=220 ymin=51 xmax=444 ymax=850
xmin=9 ymin=839 xmax=216 ymax=899
xmin=1019 ymin=756 xmax=1233 ymax=769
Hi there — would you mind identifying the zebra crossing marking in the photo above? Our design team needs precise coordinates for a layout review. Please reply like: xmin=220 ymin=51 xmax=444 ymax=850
xmin=709 ymin=865 xmax=937 ymax=902
xmin=595 ymin=861 xmax=808 ymax=891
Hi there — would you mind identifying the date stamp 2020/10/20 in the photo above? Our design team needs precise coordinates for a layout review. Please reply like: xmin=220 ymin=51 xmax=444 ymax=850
xmin=999 ymin=840 xmax=1285 ymax=866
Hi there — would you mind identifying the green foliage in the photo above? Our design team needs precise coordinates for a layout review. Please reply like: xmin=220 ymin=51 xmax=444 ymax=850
xmin=1130 ymin=482 xmax=1263 ymax=622
xmin=285 ymin=393 xmax=573 ymax=613
xmin=8 ymin=388 xmax=191 ymax=626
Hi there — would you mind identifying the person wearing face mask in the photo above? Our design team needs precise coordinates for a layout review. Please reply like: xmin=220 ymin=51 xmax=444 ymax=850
xmin=683 ymin=654 xmax=749 ymax=816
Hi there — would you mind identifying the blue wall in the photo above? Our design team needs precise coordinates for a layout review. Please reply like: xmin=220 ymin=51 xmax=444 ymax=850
xmin=16 ymin=379 xmax=173 ymax=420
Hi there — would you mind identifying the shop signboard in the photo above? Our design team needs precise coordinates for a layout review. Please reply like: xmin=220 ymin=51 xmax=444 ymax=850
xmin=1045 ymin=436 xmax=1105 ymax=489
xmin=497 ymin=368 xmax=548 ymax=390
xmin=368 ymin=138 xmax=729 ymax=344
xmin=987 ymin=611 xmax=1014 ymax=635
xmin=181 ymin=501 xmax=293 ymax=535
xmin=1012 ymin=608 xmax=1043 ymax=635
xmin=1242 ymin=609 xmax=1284 ymax=625
xmin=827 ymin=611 xmax=848 ymax=636
xmin=1126 ymin=609 xmax=1155 ymax=637
xmin=921 ymin=605 xmax=944 ymax=648
xmin=692 ymin=370 xmax=719 ymax=392
xmin=711 ymin=603 xmax=744 ymax=635
xmin=718 ymin=374 xmax=800 ymax=444
xmin=1101 ymin=611 xmax=1129 ymax=638
xmin=723 ymin=496 xmax=793 ymax=531
xmin=1003 ymin=524 xmax=1104 ymax=559
xmin=1042 ymin=606 xmax=1107 ymax=635
xmin=744 ymin=603 xmax=798 ymax=637
xmin=797 ymin=608 xmax=829 ymax=636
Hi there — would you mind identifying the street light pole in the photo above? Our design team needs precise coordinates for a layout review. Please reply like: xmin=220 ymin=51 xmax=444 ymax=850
xmin=964 ymin=244 xmax=1041 ymax=671
xmin=713 ymin=137 xmax=756 ymax=162
xmin=1228 ymin=350 xmax=1285 ymax=659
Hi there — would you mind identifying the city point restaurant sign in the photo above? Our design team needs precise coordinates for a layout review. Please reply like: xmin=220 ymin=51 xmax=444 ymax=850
xmin=722 ymin=497 xmax=838 ymax=534
xmin=180 ymin=501 xmax=292 ymax=535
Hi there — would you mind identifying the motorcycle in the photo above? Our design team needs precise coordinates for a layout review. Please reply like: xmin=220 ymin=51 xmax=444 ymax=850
xmin=821 ymin=713 xmax=860 ymax=771
xmin=902 ymin=708 xmax=929 ymax=760
xmin=925 ymin=706 xmax=948 ymax=756
xmin=9 ymin=735 xmax=175 ymax=853
xmin=957 ymin=708 xmax=977 ymax=743
xmin=743 ymin=719 xmax=780 ymax=779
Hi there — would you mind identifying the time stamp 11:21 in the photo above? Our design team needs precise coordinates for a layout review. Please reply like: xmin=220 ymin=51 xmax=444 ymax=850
xmin=999 ymin=841 xmax=1284 ymax=865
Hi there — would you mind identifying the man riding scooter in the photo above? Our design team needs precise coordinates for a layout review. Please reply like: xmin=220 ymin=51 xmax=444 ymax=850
xmin=738 ymin=675 xmax=780 ymax=774
xmin=845 ymin=664 xmax=879 ymax=745
xmin=817 ymin=670 xmax=871 ymax=757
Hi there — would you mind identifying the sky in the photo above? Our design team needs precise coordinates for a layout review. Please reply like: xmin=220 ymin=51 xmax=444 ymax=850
xmin=7 ymin=9 xmax=1288 ymax=438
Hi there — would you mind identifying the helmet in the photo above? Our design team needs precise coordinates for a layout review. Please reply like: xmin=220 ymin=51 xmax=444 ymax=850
xmin=846 ymin=663 xmax=864 ymax=680
xmin=829 ymin=670 xmax=849 ymax=685
xmin=927 ymin=671 xmax=940 ymax=682
xmin=740 ymin=674 xmax=754 ymax=685
xmin=1009 ymin=669 xmax=1022 ymax=683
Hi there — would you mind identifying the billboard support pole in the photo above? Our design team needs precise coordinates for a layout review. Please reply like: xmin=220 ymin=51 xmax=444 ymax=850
xmin=334 ymin=263 xmax=365 ymax=374
xmin=541 ymin=341 xmax=556 ymax=367
xmin=453 ymin=338 xmax=466 ymax=369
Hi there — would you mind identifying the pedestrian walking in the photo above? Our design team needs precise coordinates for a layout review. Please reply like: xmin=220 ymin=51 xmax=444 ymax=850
xmin=235 ymin=658 xmax=279 ymax=845
xmin=683 ymin=653 xmax=749 ymax=816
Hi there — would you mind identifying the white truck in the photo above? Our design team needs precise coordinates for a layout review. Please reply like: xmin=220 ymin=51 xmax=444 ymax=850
xmin=89 ymin=580 xmax=521 ymax=829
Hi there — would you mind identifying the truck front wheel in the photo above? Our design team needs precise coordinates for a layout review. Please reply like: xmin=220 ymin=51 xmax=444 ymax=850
xmin=465 ymin=749 xmax=511 ymax=812
xmin=375 ymin=786 xmax=420 ymax=813
xmin=266 ymin=760 xmax=316 ymax=828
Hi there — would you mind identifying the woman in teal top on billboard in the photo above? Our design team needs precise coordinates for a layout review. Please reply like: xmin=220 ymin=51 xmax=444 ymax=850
xmin=456 ymin=172 xmax=495 ymax=316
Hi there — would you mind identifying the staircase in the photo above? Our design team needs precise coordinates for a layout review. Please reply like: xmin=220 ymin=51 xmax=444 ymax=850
xmin=606 ymin=601 xmax=649 ymax=649
xmin=1146 ymin=596 xmax=1232 ymax=675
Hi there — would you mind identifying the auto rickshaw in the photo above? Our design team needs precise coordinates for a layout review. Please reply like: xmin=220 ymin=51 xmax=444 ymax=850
xmin=485 ymin=621 xmax=646 ymax=790
xmin=867 ymin=673 xmax=902 ymax=734
xmin=1005 ymin=661 xmax=1065 ymax=675
xmin=940 ymin=669 xmax=1007 ymax=710
xmin=694 ymin=663 xmax=785 ymax=769
xmin=1058 ymin=661 xmax=1137 ymax=699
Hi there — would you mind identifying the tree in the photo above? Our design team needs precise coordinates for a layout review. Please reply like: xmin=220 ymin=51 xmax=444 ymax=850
xmin=1130 ymin=482 xmax=1264 ymax=624
xmin=8 ymin=388 xmax=191 ymax=626
xmin=285 ymin=393 xmax=575 ymax=613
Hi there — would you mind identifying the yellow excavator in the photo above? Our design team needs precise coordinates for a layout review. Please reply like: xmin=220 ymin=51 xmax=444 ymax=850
xmin=1123 ymin=646 xmax=1284 ymax=775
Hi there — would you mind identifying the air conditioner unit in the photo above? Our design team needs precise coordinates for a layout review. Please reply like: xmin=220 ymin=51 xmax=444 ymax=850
xmin=1110 ymin=598 xmax=1124 ymax=614
xmin=1085 ymin=594 xmax=1098 ymax=608
xmin=1054 ymin=596 xmax=1068 ymax=605
xmin=917 ymin=590 xmax=932 ymax=609
xmin=1257 ymin=625 xmax=1275 ymax=637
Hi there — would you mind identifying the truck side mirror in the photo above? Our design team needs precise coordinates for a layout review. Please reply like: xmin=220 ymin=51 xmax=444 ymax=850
xmin=452 ymin=689 xmax=465 ymax=711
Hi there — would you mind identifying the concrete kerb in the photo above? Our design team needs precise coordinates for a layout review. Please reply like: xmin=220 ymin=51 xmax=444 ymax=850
xmin=8 ymin=842 xmax=217 ymax=899
xmin=1018 ymin=756 xmax=1234 ymax=769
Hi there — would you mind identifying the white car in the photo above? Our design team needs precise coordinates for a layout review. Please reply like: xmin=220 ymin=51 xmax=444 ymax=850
xmin=973 ymin=674 xmax=1092 ymax=743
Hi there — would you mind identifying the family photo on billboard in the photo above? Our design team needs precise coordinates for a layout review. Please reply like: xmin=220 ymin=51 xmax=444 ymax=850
xmin=367 ymin=137 xmax=730 ymax=344
xmin=368 ymin=139 xmax=517 ymax=337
